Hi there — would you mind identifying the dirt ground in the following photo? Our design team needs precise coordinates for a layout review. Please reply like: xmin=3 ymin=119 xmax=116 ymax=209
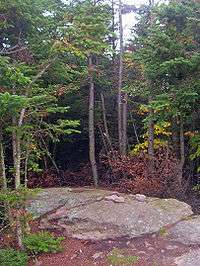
xmin=28 ymin=229 xmax=197 ymax=266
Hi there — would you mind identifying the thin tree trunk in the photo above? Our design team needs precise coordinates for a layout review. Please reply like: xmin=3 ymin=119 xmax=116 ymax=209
xmin=180 ymin=118 xmax=185 ymax=168
xmin=0 ymin=128 xmax=7 ymax=189
xmin=98 ymin=124 xmax=109 ymax=156
xmin=175 ymin=117 xmax=185 ymax=192
xmin=147 ymin=1 xmax=155 ymax=169
xmin=89 ymin=56 xmax=98 ymax=186
xmin=130 ymin=112 xmax=139 ymax=144
xmin=100 ymin=93 xmax=112 ymax=150
xmin=122 ymin=93 xmax=128 ymax=155
xmin=148 ymin=105 xmax=154 ymax=158
xmin=118 ymin=0 xmax=123 ymax=154
xmin=172 ymin=119 xmax=179 ymax=158
xmin=111 ymin=0 xmax=116 ymax=62
xmin=24 ymin=149 xmax=29 ymax=188
xmin=12 ymin=117 xmax=21 ymax=189
xmin=147 ymin=96 xmax=154 ymax=173
xmin=40 ymin=136 xmax=59 ymax=174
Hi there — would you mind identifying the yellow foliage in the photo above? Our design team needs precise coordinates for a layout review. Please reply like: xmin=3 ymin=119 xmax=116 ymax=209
xmin=139 ymin=105 xmax=149 ymax=115
xmin=124 ymin=57 xmax=134 ymax=68
xmin=130 ymin=122 xmax=171 ymax=155
xmin=184 ymin=131 xmax=198 ymax=137
xmin=131 ymin=139 xmax=168 ymax=155
xmin=29 ymin=144 xmax=37 ymax=151
xmin=143 ymin=122 xmax=171 ymax=138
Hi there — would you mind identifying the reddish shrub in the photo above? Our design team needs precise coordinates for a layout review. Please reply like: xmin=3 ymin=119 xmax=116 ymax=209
xmin=61 ymin=164 xmax=93 ymax=186
xmin=28 ymin=170 xmax=59 ymax=188
xmin=101 ymin=148 xmax=181 ymax=197
xmin=28 ymin=164 xmax=93 ymax=188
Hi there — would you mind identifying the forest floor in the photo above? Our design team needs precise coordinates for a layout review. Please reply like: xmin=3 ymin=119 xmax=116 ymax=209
xmin=25 ymin=187 xmax=200 ymax=266
xmin=28 ymin=230 xmax=198 ymax=266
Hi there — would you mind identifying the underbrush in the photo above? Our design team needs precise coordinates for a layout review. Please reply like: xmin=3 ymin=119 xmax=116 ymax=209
xmin=27 ymin=147 xmax=185 ymax=198
xmin=28 ymin=163 xmax=92 ymax=188
xmin=0 ymin=249 xmax=28 ymax=266
xmin=0 ymin=188 xmax=64 ymax=266
xmin=0 ymin=231 xmax=64 ymax=266
xmin=101 ymin=148 xmax=183 ymax=197
xmin=23 ymin=231 xmax=64 ymax=255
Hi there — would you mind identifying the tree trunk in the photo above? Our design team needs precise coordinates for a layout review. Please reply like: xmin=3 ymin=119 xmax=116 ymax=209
xmin=147 ymin=1 xmax=155 ymax=169
xmin=12 ymin=117 xmax=21 ymax=189
xmin=122 ymin=93 xmax=128 ymax=155
xmin=100 ymin=93 xmax=112 ymax=151
xmin=24 ymin=149 xmax=29 ymax=188
xmin=0 ymin=128 xmax=7 ymax=189
xmin=130 ymin=112 xmax=139 ymax=144
xmin=148 ymin=96 xmax=154 ymax=172
xmin=172 ymin=119 xmax=180 ymax=158
xmin=111 ymin=0 xmax=116 ymax=62
xmin=88 ymin=56 xmax=98 ymax=186
xmin=180 ymin=118 xmax=185 ymax=169
xmin=176 ymin=117 xmax=185 ymax=191
xmin=118 ymin=0 xmax=123 ymax=154
xmin=148 ymin=107 xmax=154 ymax=158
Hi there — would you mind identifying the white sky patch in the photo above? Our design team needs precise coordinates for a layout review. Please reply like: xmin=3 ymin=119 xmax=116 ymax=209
xmin=123 ymin=0 xmax=147 ymax=40
xmin=122 ymin=0 xmax=165 ymax=40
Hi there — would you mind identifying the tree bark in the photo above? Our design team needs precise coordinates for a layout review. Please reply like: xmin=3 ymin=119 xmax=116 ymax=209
xmin=122 ymin=93 xmax=128 ymax=155
xmin=118 ymin=0 xmax=123 ymax=154
xmin=88 ymin=56 xmax=98 ymax=186
xmin=148 ymin=103 xmax=154 ymax=159
xmin=111 ymin=0 xmax=116 ymax=62
xmin=130 ymin=112 xmax=139 ymax=144
xmin=172 ymin=119 xmax=180 ymax=158
xmin=100 ymin=93 xmax=112 ymax=151
xmin=180 ymin=118 xmax=185 ymax=168
xmin=147 ymin=1 xmax=155 ymax=169
xmin=12 ymin=116 xmax=21 ymax=189
xmin=0 ymin=128 xmax=7 ymax=189
xmin=147 ymin=94 xmax=155 ymax=174
xmin=176 ymin=117 xmax=185 ymax=190
xmin=24 ymin=149 xmax=29 ymax=188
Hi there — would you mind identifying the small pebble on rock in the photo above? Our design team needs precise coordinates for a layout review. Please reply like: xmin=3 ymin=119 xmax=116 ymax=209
xmin=105 ymin=194 xmax=125 ymax=203
xmin=135 ymin=194 xmax=147 ymax=202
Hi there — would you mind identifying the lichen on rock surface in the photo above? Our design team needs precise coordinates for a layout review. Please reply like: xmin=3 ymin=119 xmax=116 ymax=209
xmin=27 ymin=188 xmax=193 ymax=240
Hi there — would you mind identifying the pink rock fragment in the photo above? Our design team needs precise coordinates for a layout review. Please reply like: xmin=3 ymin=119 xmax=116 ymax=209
xmin=105 ymin=194 xmax=125 ymax=203
xmin=135 ymin=194 xmax=147 ymax=202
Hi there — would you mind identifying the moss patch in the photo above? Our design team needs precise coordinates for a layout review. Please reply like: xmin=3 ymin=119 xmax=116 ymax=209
xmin=158 ymin=227 xmax=168 ymax=236
xmin=107 ymin=248 xmax=139 ymax=265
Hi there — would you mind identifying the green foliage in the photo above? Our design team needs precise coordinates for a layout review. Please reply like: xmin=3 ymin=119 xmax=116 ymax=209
xmin=63 ymin=0 xmax=111 ymax=56
xmin=0 ymin=249 xmax=28 ymax=266
xmin=0 ymin=92 xmax=29 ymax=119
xmin=192 ymin=184 xmax=200 ymax=193
xmin=126 ymin=0 xmax=200 ymax=176
xmin=23 ymin=231 xmax=64 ymax=255
xmin=0 ymin=0 xmax=112 ymax=184
xmin=0 ymin=188 xmax=39 ymax=206
xmin=190 ymin=135 xmax=200 ymax=160
xmin=190 ymin=134 xmax=200 ymax=172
